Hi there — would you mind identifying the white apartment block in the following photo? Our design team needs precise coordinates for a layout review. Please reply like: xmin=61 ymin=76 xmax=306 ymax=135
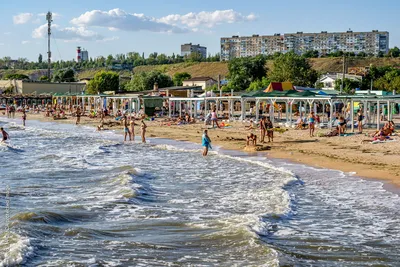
xmin=181 ymin=43 xmax=207 ymax=58
xmin=220 ymin=30 xmax=389 ymax=60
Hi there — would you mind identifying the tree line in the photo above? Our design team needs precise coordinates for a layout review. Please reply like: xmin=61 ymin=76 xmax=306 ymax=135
xmin=0 ymin=52 xmax=221 ymax=72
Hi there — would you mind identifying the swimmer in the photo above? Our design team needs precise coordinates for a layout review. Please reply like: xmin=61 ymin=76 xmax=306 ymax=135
xmin=1 ymin=127 xmax=9 ymax=143
xmin=140 ymin=120 xmax=147 ymax=143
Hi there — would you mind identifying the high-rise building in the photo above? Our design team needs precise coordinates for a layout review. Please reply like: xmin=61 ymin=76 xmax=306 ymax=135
xmin=220 ymin=30 xmax=389 ymax=60
xmin=76 ymin=47 xmax=89 ymax=62
xmin=181 ymin=43 xmax=207 ymax=58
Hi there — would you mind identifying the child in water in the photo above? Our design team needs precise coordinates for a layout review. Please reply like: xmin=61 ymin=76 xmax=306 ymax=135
xmin=202 ymin=129 xmax=212 ymax=156
xmin=140 ymin=120 xmax=147 ymax=143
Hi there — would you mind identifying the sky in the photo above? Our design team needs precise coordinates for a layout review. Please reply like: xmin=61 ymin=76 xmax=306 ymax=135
xmin=0 ymin=0 xmax=399 ymax=62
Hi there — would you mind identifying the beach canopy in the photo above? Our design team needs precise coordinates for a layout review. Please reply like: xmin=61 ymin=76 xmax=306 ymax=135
xmin=264 ymin=82 xmax=294 ymax=92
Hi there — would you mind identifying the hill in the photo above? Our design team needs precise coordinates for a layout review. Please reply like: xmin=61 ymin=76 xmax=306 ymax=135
xmin=1 ymin=57 xmax=400 ymax=81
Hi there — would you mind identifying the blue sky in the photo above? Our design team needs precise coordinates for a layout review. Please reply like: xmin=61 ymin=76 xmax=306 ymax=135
xmin=1 ymin=0 xmax=399 ymax=61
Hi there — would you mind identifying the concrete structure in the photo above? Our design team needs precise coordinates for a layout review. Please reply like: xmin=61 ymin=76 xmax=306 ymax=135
xmin=182 ymin=77 xmax=217 ymax=90
xmin=221 ymin=30 xmax=389 ymax=60
xmin=181 ymin=43 xmax=207 ymax=58
xmin=318 ymin=73 xmax=363 ymax=90
xmin=77 ymin=47 xmax=89 ymax=62
xmin=0 ymin=80 xmax=86 ymax=94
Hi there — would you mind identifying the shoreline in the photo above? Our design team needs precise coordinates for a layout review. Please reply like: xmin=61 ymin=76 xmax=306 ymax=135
xmin=2 ymin=113 xmax=400 ymax=187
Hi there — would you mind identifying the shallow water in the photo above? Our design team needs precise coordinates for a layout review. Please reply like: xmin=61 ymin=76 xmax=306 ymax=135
xmin=0 ymin=119 xmax=399 ymax=266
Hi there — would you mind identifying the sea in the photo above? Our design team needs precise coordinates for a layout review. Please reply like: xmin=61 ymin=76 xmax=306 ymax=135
xmin=0 ymin=118 xmax=400 ymax=267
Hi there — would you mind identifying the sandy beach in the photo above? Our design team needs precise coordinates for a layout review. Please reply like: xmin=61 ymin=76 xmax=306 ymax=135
xmin=5 ymin=112 xmax=400 ymax=186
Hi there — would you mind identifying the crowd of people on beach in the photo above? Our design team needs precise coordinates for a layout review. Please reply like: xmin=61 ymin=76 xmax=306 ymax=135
xmin=0 ymin=101 xmax=398 ymax=156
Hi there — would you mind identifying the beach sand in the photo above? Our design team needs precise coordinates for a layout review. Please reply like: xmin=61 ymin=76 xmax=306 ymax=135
xmin=5 ymin=113 xmax=400 ymax=186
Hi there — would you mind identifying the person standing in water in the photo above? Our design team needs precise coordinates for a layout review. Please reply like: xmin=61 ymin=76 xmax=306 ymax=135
xmin=140 ymin=120 xmax=147 ymax=143
xmin=22 ymin=110 xmax=27 ymax=127
xmin=76 ymin=106 xmax=81 ymax=125
xmin=1 ymin=127 xmax=9 ymax=143
xmin=202 ymin=129 xmax=212 ymax=156
xmin=130 ymin=118 xmax=136 ymax=141
xmin=123 ymin=114 xmax=130 ymax=141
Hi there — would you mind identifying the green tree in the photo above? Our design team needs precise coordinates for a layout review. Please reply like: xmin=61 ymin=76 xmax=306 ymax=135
xmin=388 ymin=47 xmax=400 ymax=58
xmin=268 ymin=52 xmax=319 ymax=87
xmin=52 ymin=68 xmax=75 ymax=82
xmin=226 ymin=55 xmax=267 ymax=91
xmin=125 ymin=70 xmax=173 ymax=92
xmin=38 ymin=54 xmax=43 ymax=63
xmin=87 ymin=71 xmax=119 ymax=94
xmin=185 ymin=52 xmax=203 ymax=62
xmin=334 ymin=78 xmax=361 ymax=94
xmin=106 ymin=55 xmax=114 ymax=66
xmin=247 ymin=77 xmax=270 ymax=91
xmin=173 ymin=72 xmax=191 ymax=86
xmin=4 ymin=73 xmax=29 ymax=80
xmin=303 ymin=50 xmax=319 ymax=58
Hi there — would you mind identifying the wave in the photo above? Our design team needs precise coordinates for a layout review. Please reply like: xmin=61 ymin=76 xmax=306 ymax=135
xmin=0 ymin=232 xmax=34 ymax=267
xmin=11 ymin=211 xmax=92 ymax=225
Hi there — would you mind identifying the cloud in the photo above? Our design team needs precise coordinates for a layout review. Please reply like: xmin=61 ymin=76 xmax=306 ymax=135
xmin=32 ymin=24 xmax=107 ymax=42
xmin=0 ymin=43 xmax=4 ymax=46
xmin=4 ymin=32 xmax=11 ymax=35
xmin=70 ymin=8 xmax=189 ymax=33
xmin=96 ymin=36 xmax=119 ymax=43
xmin=21 ymin=40 xmax=31 ymax=45
xmin=14 ymin=12 xmax=61 ymax=25
xmin=158 ymin=9 xmax=257 ymax=28
xmin=13 ymin=13 xmax=34 ymax=24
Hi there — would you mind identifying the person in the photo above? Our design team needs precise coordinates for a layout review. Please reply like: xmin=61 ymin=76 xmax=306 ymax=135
xmin=308 ymin=112 xmax=316 ymax=137
xmin=247 ymin=133 xmax=257 ymax=146
xmin=1 ymin=127 xmax=9 ymax=143
xmin=22 ymin=110 xmax=27 ymax=127
xmin=130 ymin=119 xmax=136 ymax=141
xmin=140 ymin=120 xmax=147 ymax=143
xmin=260 ymin=117 xmax=266 ymax=143
xmin=357 ymin=109 xmax=363 ymax=133
xmin=266 ymin=117 xmax=274 ymax=142
xmin=123 ymin=115 xmax=130 ymax=141
xmin=211 ymin=108 xmax=220 ymax=128
xmin=202 ymin=129 xmax=212 ymax=156
xmin=277 ymin=104 xmax=282 ymax=120
xmin=338 ymin=116 xmax=347 ymax=135
xmin=76 ymin=106 xmax=81 ymax=125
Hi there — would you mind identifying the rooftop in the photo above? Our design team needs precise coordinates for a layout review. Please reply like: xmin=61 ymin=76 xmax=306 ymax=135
xmin=183 ymin=77 xmax=217 ymax=82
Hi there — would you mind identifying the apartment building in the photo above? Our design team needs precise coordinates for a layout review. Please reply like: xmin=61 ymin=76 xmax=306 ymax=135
xmin=181 ymin=43 xmax=207 ymax=58
xmin=220 ymin=30 xmax=389 ymax=60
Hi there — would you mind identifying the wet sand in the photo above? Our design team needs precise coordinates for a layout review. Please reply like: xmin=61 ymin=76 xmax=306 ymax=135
xmin=5 ymin=112 xmax=400 ymax=186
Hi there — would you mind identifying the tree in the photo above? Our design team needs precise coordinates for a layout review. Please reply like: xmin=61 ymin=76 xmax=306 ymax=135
xmin=106 ymin=55 xmax=114 ymax=66
xmin=185 ymin=52 xmax=203 ymax=62
xmin=303 ymin=50 xmax=319 ymax=58
xmin=268 ymin=52 xmax=319 ymax=87
xmin=247 ymin=77 xmax=270 ymax=91
xmin=87 ymin=71 xmax=119 ymax=94
xmin=38 ymin=54 xmax=43 ymax=63
xmin=52 ymin=68 xmax=75 ymax=82
xmin=226 ymin=55 xmax=267 ymax=91
xmin=388 ymin=47 xmax=400 ymax=58
xmin=125 ymin=70 xmax=173 ymax=92
xmin=334 ymin=78 xmax=361 ymax=94
xmin=4 ymin=73 xmax=29 ymax=80
xmin=173 ymin=72 xmax=191 ymax=86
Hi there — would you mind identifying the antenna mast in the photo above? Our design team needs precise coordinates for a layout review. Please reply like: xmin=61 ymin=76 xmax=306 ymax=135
xmin=46 ymin=12 xmax=52 ymax=79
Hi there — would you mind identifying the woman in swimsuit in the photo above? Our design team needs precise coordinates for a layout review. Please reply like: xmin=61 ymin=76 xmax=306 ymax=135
xmin=202 ymin=129 xmax=212 ymax=156
xmin=266 ymin=117 xmax=274 ymax=142
xmin=22 ymin=110 xmax=27 ymax=127
xmin=357 ymin=109 xmax=363 ymax=133
xmin=123 ymin=115 xmax=130 ymax=141
xmin=308 ymin=112 xmax=316 ymax=137
xmin=338 ymin=116 xmax=346 ymax=135
xmin=211 ymin=108 xmax=220 ymax=128
xmin=140 ymin=120 xmax=147 ymax=143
